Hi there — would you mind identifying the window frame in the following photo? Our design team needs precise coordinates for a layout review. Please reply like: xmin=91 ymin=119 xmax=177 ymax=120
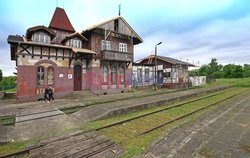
xmin=101 ymin=40 xmax=111 ymax=51
xmin=47 ymin=66 xmax=54 ymax=85
xmin=137 ymin=68 xmax=143 ymax=82
xmin=37 ymin=66 xmax=45 ymax=86
xmin=145 ymin=68 xmax=150 ymax=82
xmin=111 ymin=66 xmax=117 ymax=84
xmin=119 ymin=43 xmax=127 ymax=52
xmin=70 ymin=39 xmax=82 ymax=48
xmin=102 ymin=64 xmax=108 ymax=83
xmin=119 ymin=67 xmax=125 ymax=83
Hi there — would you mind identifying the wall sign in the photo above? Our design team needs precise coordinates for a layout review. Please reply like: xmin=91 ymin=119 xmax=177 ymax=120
xmin=68 ymin=74 xmax=72 ymax=79
xmin=59 ymin=74 xmax=64 ymax=78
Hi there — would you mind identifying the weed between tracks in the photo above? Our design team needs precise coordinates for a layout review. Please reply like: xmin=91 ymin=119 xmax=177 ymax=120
xmin=85 ymin=88 xmax=246 ymax=158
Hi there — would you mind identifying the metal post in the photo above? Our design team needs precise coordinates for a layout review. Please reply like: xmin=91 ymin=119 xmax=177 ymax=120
xmin=155 ymin=46 xmax=157 ymax=91
xmin=154 ymin=42 xmax=162 ymax=90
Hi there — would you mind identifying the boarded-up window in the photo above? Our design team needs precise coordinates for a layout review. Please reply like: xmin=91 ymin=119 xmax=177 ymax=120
xmin=102 ymin=65 xmax=108 ymax=83
xmin=48 ymin=67 xmax=54 ymax=85
xmin=111 ymin=66 xmax=117 ymax=83
xmin=37 ymin=66 xmax=45 ymax=86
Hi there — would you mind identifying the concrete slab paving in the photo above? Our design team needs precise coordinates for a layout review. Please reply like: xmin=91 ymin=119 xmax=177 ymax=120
xmin=140 ymin=89 xmax=250 ymax=158
xmin=16 ymin=109 xmax=63 ymax=123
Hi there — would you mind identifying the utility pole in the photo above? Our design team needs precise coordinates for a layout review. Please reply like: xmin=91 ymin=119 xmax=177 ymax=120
xmin=154 ymin=42 xmax=162 ymax=91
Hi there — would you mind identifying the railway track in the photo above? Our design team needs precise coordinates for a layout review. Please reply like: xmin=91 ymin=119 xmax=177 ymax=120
xmin=94 ymin=88 xmax=237 ymax=131
xmin=0 ymin=88 xmax=243 ymax=158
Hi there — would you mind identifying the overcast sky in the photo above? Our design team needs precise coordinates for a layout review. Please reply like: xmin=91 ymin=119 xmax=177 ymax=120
xmin=1 ymin=0 xmax=250 ymax=76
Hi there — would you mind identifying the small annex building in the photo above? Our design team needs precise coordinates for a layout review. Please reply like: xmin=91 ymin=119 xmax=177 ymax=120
xmin=7 ymin=7 xmax=143 ymax=102
xmin=132 ymin=55 xmax=195 ymax=88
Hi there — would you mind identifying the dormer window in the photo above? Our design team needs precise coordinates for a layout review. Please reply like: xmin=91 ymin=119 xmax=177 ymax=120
xmin=32 ymin=33 xmax=50 ymax=44
xmin=70 ymin=39 xmax=82 ymax=48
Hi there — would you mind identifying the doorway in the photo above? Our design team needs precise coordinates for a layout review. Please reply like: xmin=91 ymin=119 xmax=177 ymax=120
xmin=74 ymin=65 xmax=82 ymax=91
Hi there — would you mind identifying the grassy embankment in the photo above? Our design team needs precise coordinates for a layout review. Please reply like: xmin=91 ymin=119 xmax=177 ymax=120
xmin=205 ymin=77 xmax=250 ymax=87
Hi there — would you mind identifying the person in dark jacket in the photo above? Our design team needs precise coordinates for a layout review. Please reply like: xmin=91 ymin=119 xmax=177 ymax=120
xmin=48 ymin=87 xmax=54 ymax=102
xmin=44 ymin=87 xmax=50 ymax=103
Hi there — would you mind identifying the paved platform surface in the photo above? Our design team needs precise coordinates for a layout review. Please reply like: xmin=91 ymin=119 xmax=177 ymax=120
xmin=72 ymin=86 xmax=230 ymax=124
xmin=141 ymin=89 xmax=250 ymax=158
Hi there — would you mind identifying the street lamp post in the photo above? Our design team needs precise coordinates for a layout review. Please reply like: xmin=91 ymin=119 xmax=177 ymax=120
xmin=155 ymin=42 xmax=162 ymax=91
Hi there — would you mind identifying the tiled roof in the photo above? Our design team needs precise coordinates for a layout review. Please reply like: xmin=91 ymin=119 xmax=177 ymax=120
xmin=49 ymin=7 xmax=75 ymax=32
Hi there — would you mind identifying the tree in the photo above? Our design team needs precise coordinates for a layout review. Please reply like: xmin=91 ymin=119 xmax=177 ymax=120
xmin=243 ymin=64 xmax=250 ymax=77
xmin=0 ymin=69 xmax=2 ymax=81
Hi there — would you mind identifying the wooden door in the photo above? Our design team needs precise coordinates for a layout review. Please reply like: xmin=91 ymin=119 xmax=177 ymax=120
xmin=74 ymin=65 xmax=82 ymax=91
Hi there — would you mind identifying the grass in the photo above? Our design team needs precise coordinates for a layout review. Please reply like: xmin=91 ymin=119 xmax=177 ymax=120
xmin=84 ymin=88 xmax=246 ymax=158
xmin=0 ymin=115 xmax=15 ymax=126
xmin=205 ymin=77 xmax=250 ymax=88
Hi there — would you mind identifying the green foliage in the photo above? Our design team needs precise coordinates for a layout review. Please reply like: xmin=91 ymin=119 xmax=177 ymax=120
xmin=0 ymin=76 xmax=16 ymax=86
xmin=190 ymin=58 xmax=249 ymax=79
xmin=0 ymin=76 xmax=16 ymax=91
xmin=243 ymin=64 xmax=250 ymax=77
xmin=0 ymin=69 xmax=2 ymax=81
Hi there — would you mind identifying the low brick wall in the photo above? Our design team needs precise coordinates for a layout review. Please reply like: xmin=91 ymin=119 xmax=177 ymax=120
xmin=0 ymin=92 xmax=5 ymax=100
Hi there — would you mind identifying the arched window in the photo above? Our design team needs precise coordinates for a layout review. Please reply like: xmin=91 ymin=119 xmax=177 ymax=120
xmin=37 ymin=66 xmax=45 ymax=86
xmin=119 ymin=67 xmax=125 ymax=83
xmin=102 ymin=65 xmax=108 ymax=83
xmin=48 ymin=67 xmax=54 ymax=85
xmin=111 ymin=66 xmax=117 ymax=83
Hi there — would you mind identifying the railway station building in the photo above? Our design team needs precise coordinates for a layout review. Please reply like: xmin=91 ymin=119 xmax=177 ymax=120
xmin=7 ymin=7 xmax=143 ymax=102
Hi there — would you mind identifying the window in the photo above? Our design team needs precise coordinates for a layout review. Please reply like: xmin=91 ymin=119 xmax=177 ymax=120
xmin=111 ymin=66 xmax=117 ymax=83
xmin=101 ymin=40 xmax=111 ymax=50
xmin=32 ymin=33 xmax=50 ymax=44
xmin=37 ymin=66 xmax=45 ymax=86
xmin=137 ymin=69 xmax=142 ymax=82
xmin=145 ymin=69 xmax=149 ymax=82
xmin=119 ymin=43 xmax=127 ymax=52
xmin=102 ymin=65 xmax=108 ymax=83
xmin=70 ymin=39 xmax=82 ymax=48
xmin=48 ymin=67 xmax=54 ymax=85
xmin=120 ymin=67 xmax=125 ymax=83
